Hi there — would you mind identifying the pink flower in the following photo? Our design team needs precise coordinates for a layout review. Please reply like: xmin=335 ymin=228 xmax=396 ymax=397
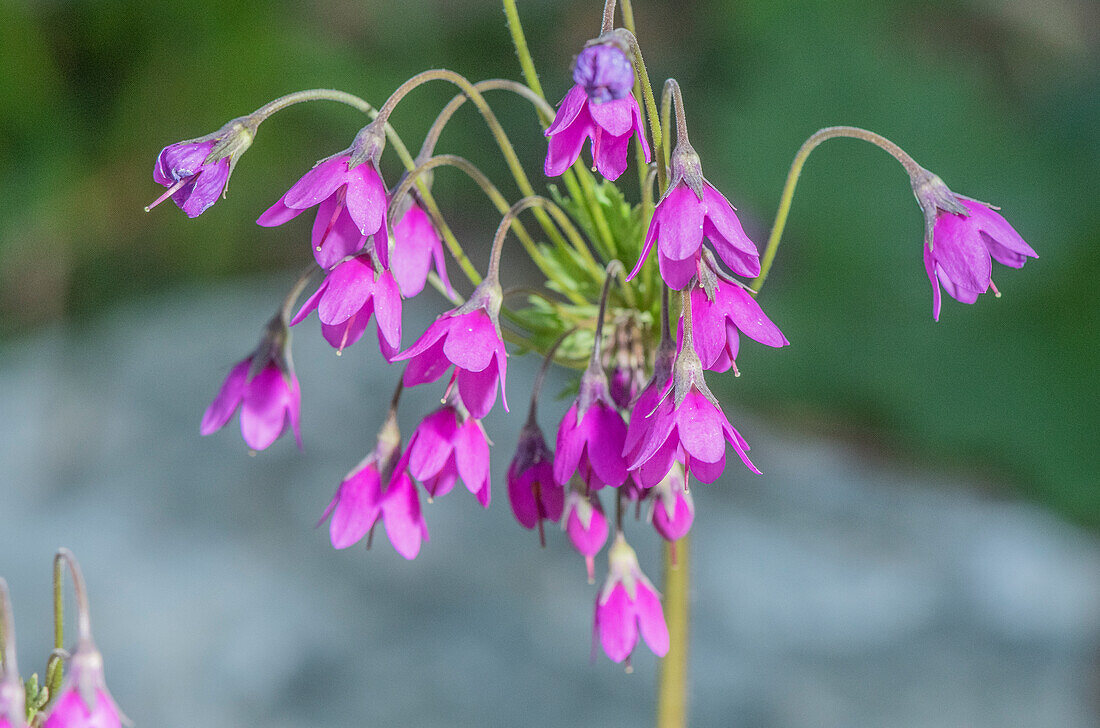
xmin=405 ymin=401 xmax=491 ymax=507
xmin=320 ymin=457 xmax=429 ymax=560
xmin=200 ymin=318 xmax=301 ymax=451
xmin=554 ymin=369 xmax=629 ymax=491
xmin=563 ymin=487 xmax=609 ymax=582
xmin=626 ymin=338 xmax=760 ymax=485
xmin=918 ymin=187 xmax=1037 ymax=321
xmin=682 ymin=259 xmax=788 ymax=373
xmin=394 ymin=289 xmax=508 ymax=420
xmin=147 ymin=118 xmax=254 ymax=217
xmin=390 ymin=198 xmax=452 ymax=298
xmin=544 ymin=44 xmax=651 ymax=181
xmin=291 ymin=254 xmax=402 ymax=358
xmin=628 ymin=144 xmax=760 ymax=289
xmin=506 ymin=416 xmax=563 ymax=544
xmin=42 ymin=641 xmax=125 ymax=728
xmin=650 ymin=462 xmax=694 ymax=542
xmin=593 ymin=534 xmax=669 ymax=664
xmin=319 ymin=415 xmax=402 ymax=550
xmin=257 ymin=146 xmax=388 ymax=270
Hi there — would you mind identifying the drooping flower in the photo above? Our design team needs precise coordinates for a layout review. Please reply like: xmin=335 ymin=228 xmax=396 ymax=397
xmin=319 ymin=411 xmax=402 ymax=550
xmin=593 ymin=533 xmax=669 ymax=665
xmin=148 ymin=117 xmax=255 ymax=217
xmin=506 ymin=413 xmax=563 ymax=544
xmin=257 ymin=123 xmax=389 ymax=270
xmin=405 ymin=399 xmax=491 ymax=507
xmin=554 ymin=366 xmax=629 ymax=491
xmin=544 ymin=44 xmax=651 ymax=181
xmin=650 ymin=462 xmax=694 ymax=542
xmin=393 ymin=283 xmax=508 ymax=420
xmin=291 ymin=254 xmax=402 ymax=358
xmin=390 ymin=194 xmax=452 ymax=298
xmin=911 ymin=170 xmax=1037 ymax=320
xmin=563 ymin=486 xmax=609 ymax=582
xmin=320 ymin=459 xmax=429 ymax=560
xmin=682 ymin=253 xmax=788 ymax=373
xmin=200 ymin=315 xmax=301 ymax=451
xmin=626 ymin=321 xmax=760 ymax=485
xmin=628 ymin=141 xmax=760 ymax=289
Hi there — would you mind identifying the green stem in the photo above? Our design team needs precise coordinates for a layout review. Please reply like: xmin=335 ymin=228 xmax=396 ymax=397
xmin=657 ymin=536 xmax=689 ymax=728
xmin=487 ymin=196 xmax=596 ymax=286
xmin=373 ymin=68 xmax=570 ymax=254
xmin=610 ymin=29 xmax=665 ymax=193
xmin=248 ymin=88 xmax=377 ymax=123
xmin=416 ymin=79 xmax=555 ymax=163
xmin=53 ymin=549 xmax=92 ymax=643
xmin=501 ymin=0 xmax=551 ymax=125
xmin=751 ymin=126 xmax=922 ymax=293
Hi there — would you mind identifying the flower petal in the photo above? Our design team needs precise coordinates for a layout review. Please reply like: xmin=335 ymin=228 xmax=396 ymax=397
xmin=457 ymin=364 xmax=500 ymax=420
xmin=345 ymin=162 xmax=387 ymax=237
xmin=200 ymin=360 xmax=249 ymax=435
xmin=284 ymin=157 xmax=349 ymax=210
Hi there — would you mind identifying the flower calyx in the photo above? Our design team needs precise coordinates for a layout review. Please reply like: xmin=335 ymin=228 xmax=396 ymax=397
xmin=668 ymin=141 xmax=705 ymax=201
xmin=348 ymin=120 xmax=388 ymax=171
xmin=910 ymin=167 xmax=970 ymax=250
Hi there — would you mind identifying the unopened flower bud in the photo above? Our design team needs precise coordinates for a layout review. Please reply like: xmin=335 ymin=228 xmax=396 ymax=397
xmin=148 ymin=116 xmax=256 ymax=217
xmin=573 ymin=44 xmax=634 ymax=104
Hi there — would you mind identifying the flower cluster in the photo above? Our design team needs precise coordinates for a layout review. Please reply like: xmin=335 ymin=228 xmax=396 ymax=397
xmin=0 ymin=552 xmax=126 ymax=728
xmin=151 ymin=0 xmax=1034 ymax=668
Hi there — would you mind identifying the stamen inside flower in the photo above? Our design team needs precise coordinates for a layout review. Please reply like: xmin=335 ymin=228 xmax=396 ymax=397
xmin=144 ymin=176 xmax=192 ymax=212
xmin=989 ymin=279 xmax=1001 ymax=297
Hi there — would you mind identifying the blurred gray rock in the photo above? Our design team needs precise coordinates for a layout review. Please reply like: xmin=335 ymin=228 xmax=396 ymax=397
xmin=1 ymin=277 xmax=1098 ymax=728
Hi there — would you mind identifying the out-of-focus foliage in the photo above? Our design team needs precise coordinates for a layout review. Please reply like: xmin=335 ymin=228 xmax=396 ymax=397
xmin=0 ymin=0 xmax=1096 ymax=519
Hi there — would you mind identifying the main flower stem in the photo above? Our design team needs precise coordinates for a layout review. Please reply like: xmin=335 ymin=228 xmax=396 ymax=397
xmin=657 ymin=536 xmax=689 ymax=728
xmin=751 ymin=126 xmax=922 ymax=292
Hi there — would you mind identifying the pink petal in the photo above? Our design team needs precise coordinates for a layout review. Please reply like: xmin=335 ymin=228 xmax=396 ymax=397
xmin=372 ymin=270 xmax=403 ymax=350
xmin=545 ymin=118 xmax=591 ymax=178
xmin=545 ymin=85 xmax=589 ymax=136
xmin=657 ymin=247 xmax=699 ymax=290
xmin=932 ymin=213 xmax=993 ymax=294
xmin=689 ymin=454 xmax=725 ymax=484
xmin=381 ymin=472 xmax=427 ymax=560
xmin=720 ymin=285 xmax=788 ymax=348
xmin=239 ymin=366 xmax=293 ymax=451
xmin=284 ymin=157 xmax=350 ymax=210
xmin=635 ymin=581 xmax=670 ymax=657
xmin=592 ymin=127 xmax=632 ymax=181
xmin=507 ymin=466 xmax=539 ymax=529
xmin=408 ymin=409 xmax=459 ymax=480
xmin=394 ymin=317 xmax=451 ymax=362
xmin=328 ymin=467 xmax=382 ymax=549
xmin=584 ymin=404 xmax=629 ymax=487
xmin=391 ymin=203 xmax=437 ymax=297
xmin=256 ymin=196 xmax=304 ymax=227
xmin=442 ymin=311 xmax=498 ymax=372
xmin=200 ymin=360 xmax=249 ymax=435
xmin=311 ymin=199 xmax=367 ymax=270
xmin=962 ymin=200 xmax=1037 ymax=266
xmin=553 ymin=404 xmax=585 ymax=486
xmin=703 ymin=183 xmax=757 ymax=256
xmin=658 ymin=185 xmax=705 ymax=261
xmin=588 ymin=96 xmax=634 ymax=136
xmin=455 ymin=418 xmax=491 ymax=505
xmin=457 ymin=364 xmax=500 ymax=419
xmin=627 ymin=215 xmax=659 ymax=281
xmin=676 ymin=392 xmax=727 ymax=463
xmin=597 ymin=584 xmax=638 ymax=663
xmin=345 ymin=162 xmax=387 ymax=237
xmin=317 ymin=256 xmax=375 ymax=325
xmin=402 ymin=339 xmax=452 ymax=388
xmin=688 ymin=286 xmax=726 ymax=368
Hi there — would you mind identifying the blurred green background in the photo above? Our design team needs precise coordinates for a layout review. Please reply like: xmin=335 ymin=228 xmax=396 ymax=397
xmin=1 ymin=0 xmax=1096 ymax=519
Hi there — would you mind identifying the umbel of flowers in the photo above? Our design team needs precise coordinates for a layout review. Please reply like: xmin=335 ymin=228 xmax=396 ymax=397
xmin=149 ymin=0 xmax=1036 ymax=678
xmin=0 ymin=551 xmax=127 ymax=728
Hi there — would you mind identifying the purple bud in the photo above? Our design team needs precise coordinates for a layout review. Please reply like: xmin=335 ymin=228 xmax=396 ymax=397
xmin=573 ymin=45 xmax=634 ymax=104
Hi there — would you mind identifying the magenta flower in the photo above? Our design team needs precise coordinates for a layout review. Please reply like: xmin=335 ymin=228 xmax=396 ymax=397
xmin=390 ymin=198 xmax=452 ymax=298
xmin=394 ymin=289 xmax=508 ymax=420
xmin=200 ymin=318 xmax=301 ymax=451
xmin=405 ymin=401 xmax=491 ymax=507
xmin=554 ymin=368 xmax=629 ymax=491
xmin=626 ymin=336 xmax=760 ymax=486
xmin=544 ymin=45 xmax=651 ymax=181
xmin=914 ymin=175 xmax=1037 ymax=320
xmin=628 ymin=144 xmax=760 ymax=289
xmin=291 ymin=254 xmax=402 ymax=358
xmin=43 ymin=640 xmax=125 ymax=728
xmin=650 ymin=462 xmax=694 ymax=542
xmin=563 ymin=487 xmax=609 ymax=582
xmin=593 ymin=534 xmax=669 ymax=664
xmin=320 ymin=458 xmax=429 ymax=560
xmin=682 ymin=260 xmax=788 ymax=373
xmin=319 ymin=415 xmax=402 ymax=550
xmin=506 ymin=415 xmax=563 ymax=544
xmin=148 ymin=117 xmax=254 ymax=217
xmin=257 ymin=150 xmax=388 ymax=270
